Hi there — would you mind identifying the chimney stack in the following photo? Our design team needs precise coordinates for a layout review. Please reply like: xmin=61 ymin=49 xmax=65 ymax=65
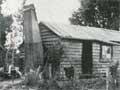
xmin=23 ymin=4 xmax=43 ymax=71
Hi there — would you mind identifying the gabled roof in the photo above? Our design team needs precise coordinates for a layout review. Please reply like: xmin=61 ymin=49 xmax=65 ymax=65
xmin=40 ymin=22 xmax=120 ymax=45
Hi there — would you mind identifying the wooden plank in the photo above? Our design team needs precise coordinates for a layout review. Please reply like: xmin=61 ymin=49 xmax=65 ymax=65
xmin=40 ymin=28 xmax=52 ymax=32
xmin=64 ymin=54 xmax=82 ymax=58
xmin=62 ymin=43 xmax=82 ymax=47
xmin=64 ymin=50 xmax=82 ymax=54
xmin=63 ymin=47 xmax=82 ymax=50
xmin=93 ymin=43 xmax=100 ymax=47
xmin=93 ymin=55 xmax=100 ymax=59
xmin=42 ymin=38 xmax=59 ymax=41
xmin=41 ymin=35 xmax=58 ymax=39
xmin=62 ymin=59 xmax=82 ymax=63
xmin=92 ymin=53 xmax=100 ymax=56
xmin=93 ymin=47 xmax=100 ymax=50
xmin=41 ymin=31 xmax=57 ymax=36
xmin=62 ymin=41 xmax=82 ymax=44
xmin=113 ymin=51 xmax=120 ymax=53
xmin=42 ymin=40 xmax=57 ymax=43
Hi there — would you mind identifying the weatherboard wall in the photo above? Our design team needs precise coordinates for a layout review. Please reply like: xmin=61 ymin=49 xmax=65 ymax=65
xmin=60 ymin=39 xmax=83 ymax=79
xmin=39 ymin=24 xmax=120 ymax=79
xmin=92 ymin=43 xmax=109 ymax=76
xmin=39 ymin=24 xmax=60 ymax=47
xmin=39 ymin=24 xmax=83 ymax=79
xmin=92 ymin=43 xmax=120 ymax=76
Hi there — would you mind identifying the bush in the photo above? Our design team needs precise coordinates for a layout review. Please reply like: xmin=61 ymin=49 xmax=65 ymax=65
xmin=23 ymin=71 xmax=40 ymax=86
xmin=60 ymin=78 xmax=106 ymax=90
xmin=108 ymin=60 xmax=119 ymax=89
xmin=64 ymin=66 xmax=74 ymax=80
xmin=38 ymin=79 xmax=61 ymax=90
xmin=43 ymin=42 xmax=64 ymax=78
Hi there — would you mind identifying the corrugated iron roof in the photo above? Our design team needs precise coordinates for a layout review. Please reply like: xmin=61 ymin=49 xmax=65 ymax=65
xmin=40 ymin=22 xmax=120 ymax=45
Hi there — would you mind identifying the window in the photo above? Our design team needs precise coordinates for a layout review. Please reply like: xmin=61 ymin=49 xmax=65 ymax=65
xmin=100 ymin=45 xmax=113 ymax=62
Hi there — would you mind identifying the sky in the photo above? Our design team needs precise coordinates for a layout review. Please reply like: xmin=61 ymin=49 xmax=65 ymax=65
xmin=1 ymin=0 xmax=80 ymax=49
xmin=1 ymin=0 xmax=80 ymax=24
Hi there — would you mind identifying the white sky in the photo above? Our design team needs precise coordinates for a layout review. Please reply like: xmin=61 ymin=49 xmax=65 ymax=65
xmin=2 ymin=0 xmax=80 ymax=24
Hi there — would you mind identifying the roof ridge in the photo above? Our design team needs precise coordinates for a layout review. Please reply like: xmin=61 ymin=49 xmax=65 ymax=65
xmin=40 ymin=21 xmax=120 ymax=32
xmin=40 ymin=21 xmax=120 ymax=43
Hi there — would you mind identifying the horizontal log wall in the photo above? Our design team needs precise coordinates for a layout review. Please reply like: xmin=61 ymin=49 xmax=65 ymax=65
xmin=40 ymin=25 xmax=83 ymax=79
xmin=40 ymin=24 xmax=120 ymax=78
xmin=113 ymin=46 xmax=120 ymax=60
xmin=61 ymin=39 xmax=82 ymax=79
xmin=92 ymin=43 xmax=112 ymax=76
xmin=39 ymin=25 xmax=60 ymax=47
xmin=113 ymin=45 xmax=120 ymax=69
xmin=40 ymin=26 xmax=82 ymax=79
xmin=40 ymin=25 xmax=62 ymax=78
xmin=92 ymin=43 xmax=120 ymax=76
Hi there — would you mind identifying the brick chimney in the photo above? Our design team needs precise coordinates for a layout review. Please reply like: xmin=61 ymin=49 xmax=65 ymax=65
xmin=23 ymin=4 xmax=43 ymax=71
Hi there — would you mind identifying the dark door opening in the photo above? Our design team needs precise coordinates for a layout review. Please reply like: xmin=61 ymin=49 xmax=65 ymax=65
xmin=82 ymin=41 xmax=93 ymax=74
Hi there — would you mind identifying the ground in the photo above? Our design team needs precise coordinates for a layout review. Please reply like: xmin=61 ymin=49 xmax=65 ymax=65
xmin=0 ymin=78 xmax=119 ymax=90
xmin=0 ymin=79 xmax=37 ymax=90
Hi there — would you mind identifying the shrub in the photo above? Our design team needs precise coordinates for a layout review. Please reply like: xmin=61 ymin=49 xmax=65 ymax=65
xmin=64 ymin=66 xmax=74 ymax=80
xmin=43 ymin=42 xmax=64 ymax=78
xmin=109 ymin=60 xmax=119 ymax=89
xmin=22 ymin=70 xmax=40 ymax=86
xmin=38 ymin=79 xmax=61 ymax=90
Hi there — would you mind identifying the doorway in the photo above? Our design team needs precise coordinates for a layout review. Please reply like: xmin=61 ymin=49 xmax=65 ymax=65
xmin=82 ymin=41 xmax=93 ymax=74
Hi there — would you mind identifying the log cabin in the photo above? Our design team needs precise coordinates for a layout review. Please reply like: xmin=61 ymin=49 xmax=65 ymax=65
xmin=39 ymin=22 xmax=120 ymax=79
xmin=23 ymin=4 xmax=120 ymax=79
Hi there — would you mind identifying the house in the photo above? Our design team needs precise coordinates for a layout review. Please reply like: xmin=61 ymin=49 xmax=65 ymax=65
xmin=23 ymin=4 xmax=120 ymax=79
xmin=39 ymin=22 xmax=120 ymax=79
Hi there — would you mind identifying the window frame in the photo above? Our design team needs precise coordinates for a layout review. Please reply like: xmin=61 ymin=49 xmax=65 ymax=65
xmin=100 ymin=44 xmax=113 ymax=63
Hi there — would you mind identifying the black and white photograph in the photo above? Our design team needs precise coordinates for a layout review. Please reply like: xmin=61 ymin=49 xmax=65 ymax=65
xmin=0 ymin=0 xmax=120 ymax=90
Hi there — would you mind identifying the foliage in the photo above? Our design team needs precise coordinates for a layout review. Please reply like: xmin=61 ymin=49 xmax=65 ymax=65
xmin=109 ymin=61 xmax=119 ymax=78
xmin=109 ymin=60 xmax=119 ymax=89
xmin=43 ymin=42 xmax=64 ymax=78
xmin=16 ymin=43 xmax=25 ymax=72
xmin=23 ymin=70 xmax=40 ymax=86
xmin=0 ymin=0 xmax=13 ymax=68
xmin=44 ymin=78 xmax=106 ymax=90
xmin=0 ymin=0 xmax=13 ymax=46
xmin=44 ymin=43 xmax=64 ymax=64
xmin=1 ymin=0 xmax=27 ymax=71
xmin=69 ymin=0 xmax=119 ymax=30
xmin=64 ymin=66 xmax=74 ymax=80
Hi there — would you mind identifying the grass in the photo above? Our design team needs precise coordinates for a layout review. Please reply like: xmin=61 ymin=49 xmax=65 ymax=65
xmin=0 ymin=75 xmax=120 ymax=90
